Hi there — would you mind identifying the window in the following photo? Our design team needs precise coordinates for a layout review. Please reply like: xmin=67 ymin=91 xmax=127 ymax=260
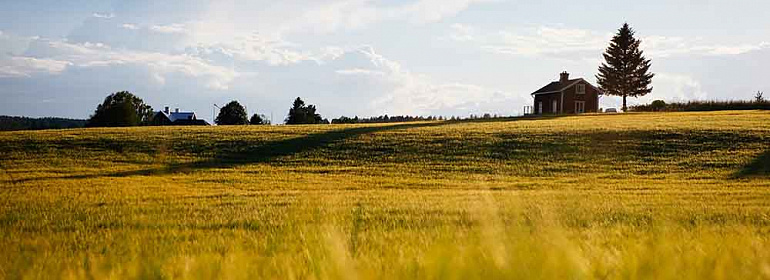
xmin=575 ymin=101 xmax=585 ymax=114
xmin=552 ymin=100 xmax=558 ymax=113
xmin=576 ymin=84 xmax=586 ymax=94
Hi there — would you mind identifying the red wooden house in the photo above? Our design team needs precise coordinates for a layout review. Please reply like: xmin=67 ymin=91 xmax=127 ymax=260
xmin=531 ymin=72 xmax=602 ymax=114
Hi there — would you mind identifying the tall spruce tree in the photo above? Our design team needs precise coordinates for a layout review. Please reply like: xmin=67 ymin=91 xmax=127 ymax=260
xmin=597 ymin=23 xmax=654 ymax=112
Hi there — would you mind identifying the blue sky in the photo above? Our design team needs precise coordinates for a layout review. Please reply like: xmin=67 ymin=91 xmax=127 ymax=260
xmin=1 ymin=0 xmax=768 ymax=122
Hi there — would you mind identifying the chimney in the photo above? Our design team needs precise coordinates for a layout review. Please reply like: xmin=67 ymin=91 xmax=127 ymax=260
xmin=175 ymin=108 xmax=179 ymax=113
xmin=560 ymin=71 xmax=570 ymax=84
xmin=164 ymin=106 xmax=169 ymax=114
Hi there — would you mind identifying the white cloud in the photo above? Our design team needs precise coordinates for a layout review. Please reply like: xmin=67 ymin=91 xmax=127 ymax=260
xmin=443 ymin=25 xmax=611 ymax=59
xmin=649 ymin=73 xmax=708 ymax=101
xmin=188 ymin=33 xmax=347 ymax=66
xmin=0 ymin=33 xmax=73 ymax=77
xmin=0 ymin=57 xmax=71 ymax=78
xmin=600 ymin=72 xmax=709 ymax=110
xmin=120 ymin=23 xmax=140 ymax=30
xmin=448 ymin=24 xmax=770 ymax=60
xmin=486 ymin=26 xmax=609 ymax=57
xmin=17 ymin=37 xmax=238 ymax=90
xmin=0 ymin=31 xmax=39 ymax=55
xmin=340 ymin=46 xmax=521 ymax=115
xmin=335 ymin=68 xmax=386 ymax=76
xmin=401 ymin=0 xmax=497 ymax=24
xmin=265 ymin=0 xmax=494 ymax=34
xmin=92 ymin=12 xmax=115 ymax=19
xmin=643 ymin=36 xmax=770 ymax=57
xmin=447 ymin=23 xmax=475 ymax=42
xmin=150 ymin=23 xmax=188 ymax=34
xmin=119 ymin=23 xmax=190 ymax=34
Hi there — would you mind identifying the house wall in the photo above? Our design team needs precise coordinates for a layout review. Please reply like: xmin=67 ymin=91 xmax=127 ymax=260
xmin=533 ymin=93 xmax=561 ymax=114
xmin=561 ymin=81 xmax=599 ymax=113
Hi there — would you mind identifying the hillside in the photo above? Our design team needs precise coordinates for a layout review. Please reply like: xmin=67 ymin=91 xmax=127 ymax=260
xmin=1 ymin=111 xmax=769 ymax=279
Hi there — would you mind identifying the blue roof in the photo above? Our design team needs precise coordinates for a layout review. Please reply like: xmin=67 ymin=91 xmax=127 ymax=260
xmin=157 ymin=111 xmax=196 ymax=122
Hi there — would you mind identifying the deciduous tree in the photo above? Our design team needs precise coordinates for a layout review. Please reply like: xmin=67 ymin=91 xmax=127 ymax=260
xmin=87 ymin=91 xmax=153 ymax=127
xmin=215 ymin=101 xmax=249 ymax=125
xmin=250 ymin=113 xmax=270 ymax=125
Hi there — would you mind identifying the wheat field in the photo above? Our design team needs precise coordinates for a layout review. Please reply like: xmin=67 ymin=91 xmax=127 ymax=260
xmin=1 ymin=111 xmax=769 ymax=279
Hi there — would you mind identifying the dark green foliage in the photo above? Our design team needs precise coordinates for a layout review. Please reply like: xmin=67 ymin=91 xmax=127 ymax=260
xmin=650 ymin=100 xmax=667 ymax=111
xmin=630 ymin=100 xmax=770 ymax=112
xmin=332 ymin=115 xmax=443 ymax=124
xmin=597 ymin=23 xmax=654 ymax=112
xmin=285 ymin=97 xmax=326 ymax=125
xmin=215 ymin=101 xmax=249 ymax=125
xmin=86 ymin=91 xmax=154 ymax=127
xmin=249 ymin=114 xmax=270 ymax=125
xmin=0 ymin=116 xmax=86 ymax=131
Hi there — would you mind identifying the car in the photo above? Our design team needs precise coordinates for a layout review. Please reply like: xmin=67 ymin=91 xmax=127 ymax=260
xmin=604 ymin=108 xmax=618 ymax=113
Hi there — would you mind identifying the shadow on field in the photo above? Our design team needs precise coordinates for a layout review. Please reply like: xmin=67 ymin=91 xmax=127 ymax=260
xmin=5 ymin=118 xmax=768 ymax=183
xmin=6 ymin=122 xmax=448 ymax=183
xmin=734 ymin=150 xmax=770 ymax=178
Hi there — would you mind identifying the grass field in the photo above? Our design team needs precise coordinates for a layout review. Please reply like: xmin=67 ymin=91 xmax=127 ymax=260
xmin=1 ymin=111 xmax=769 ymax=279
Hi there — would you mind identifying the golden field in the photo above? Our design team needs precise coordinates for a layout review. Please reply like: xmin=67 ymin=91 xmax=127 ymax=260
xmin=1 ymin=111 xmax=769 ymax=279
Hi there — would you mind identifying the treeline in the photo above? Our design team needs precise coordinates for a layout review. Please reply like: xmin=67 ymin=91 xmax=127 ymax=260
xmin=630 ymin=100 xmax=770 ymax=112
xmin=631 ymin=92 xmax=769 ymax=112
xmin=331 ymin=113 xmax=506 ymax=124
xmin=332 ymin=115 xmax=443 ymax=124
xmin=0 ymin=116 xmax=86 ymax=131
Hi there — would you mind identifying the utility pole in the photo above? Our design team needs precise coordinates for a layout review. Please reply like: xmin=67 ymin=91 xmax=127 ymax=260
xmin=213 ymin=103 xmax=220 ymax=125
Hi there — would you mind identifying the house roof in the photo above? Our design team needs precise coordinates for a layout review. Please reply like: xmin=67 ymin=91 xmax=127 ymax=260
xmin=531 ymin=79 xmax=581 ymax=95
xmin=156 ymin=111 xmax=196 ymax=122
xmin=531 ymin=78 xmax=603 ymax=95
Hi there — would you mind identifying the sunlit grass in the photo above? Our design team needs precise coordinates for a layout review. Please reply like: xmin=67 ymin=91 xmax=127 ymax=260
xmin=1 ymin=111 xmax=769 ymax=279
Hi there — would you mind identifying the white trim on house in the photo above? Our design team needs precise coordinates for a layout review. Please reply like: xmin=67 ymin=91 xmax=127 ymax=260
xmin=532 ymin=90 xmax=561 ymax=95
xmin=575 ymin=101 xmax=585 ymax=114
xmin=537 ymin=101 xmax=543 ymax=114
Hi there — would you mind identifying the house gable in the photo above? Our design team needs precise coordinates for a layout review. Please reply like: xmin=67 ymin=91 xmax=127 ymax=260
xmin=531 ymin=78 xmax=603 ymax=96
xmin=152 ymin=112 xmax=172 ymax=125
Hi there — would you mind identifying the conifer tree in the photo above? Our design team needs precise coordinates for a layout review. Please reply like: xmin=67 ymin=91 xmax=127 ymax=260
xmin=597 ymin=23 xmax=654 ymax=112
xmin=285 ymin=97 xmax=324 ymax=124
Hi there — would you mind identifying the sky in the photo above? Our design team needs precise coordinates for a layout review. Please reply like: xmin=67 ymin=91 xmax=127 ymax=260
xmin=1 ymin=0 xmax=768 ymax=122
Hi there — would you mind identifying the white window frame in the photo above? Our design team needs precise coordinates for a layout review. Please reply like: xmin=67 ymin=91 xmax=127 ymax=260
xmin=575 ymin=101 xmax=585 ymax=114
xmin=537 ymin=101 xmax=543 ymax=114
xmin=552 ymin=100 xmax=558 ymax=113
xmin=576 ymin=84 xmax=586 ymax=94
